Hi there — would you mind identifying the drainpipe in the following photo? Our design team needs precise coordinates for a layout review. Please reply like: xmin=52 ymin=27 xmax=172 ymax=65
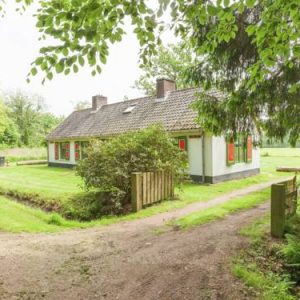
xmin=202 ymin=132 xmax=206 ymax=183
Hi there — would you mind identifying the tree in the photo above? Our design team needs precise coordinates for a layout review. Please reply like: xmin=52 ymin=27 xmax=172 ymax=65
xmin=133 ymin=43 xmax=196 ymax=95
xmin=4 ymin=91 xmax=63 ymax=147
xmin=0 ymin=99 xmax=9 ymax=136
xmin=3 ymin=0 xmax=300 ymax=144
xmin=5 ymin=92 xmax=44 ymax=146
xmin=72 ymin=100 xmax=91 ymax=110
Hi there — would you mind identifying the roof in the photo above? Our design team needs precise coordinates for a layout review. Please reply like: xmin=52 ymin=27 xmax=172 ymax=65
xmin=47 ymin=87 xmax=224 ymax=141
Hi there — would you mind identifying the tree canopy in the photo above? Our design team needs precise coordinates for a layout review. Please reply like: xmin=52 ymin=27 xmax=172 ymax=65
xmin=1 ymin=91 xmax=63 ymax=147
xmin=133 ymin=43 xmax=196 ymax=95
xmin=3 ymin=0 xmax=300 ymax=144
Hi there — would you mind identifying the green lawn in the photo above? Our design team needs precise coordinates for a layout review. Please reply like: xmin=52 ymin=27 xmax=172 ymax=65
xmin=261 ymin=147 xmax=300 ymax=157
xmin=0 ymin=149 xmax=298 ymax=233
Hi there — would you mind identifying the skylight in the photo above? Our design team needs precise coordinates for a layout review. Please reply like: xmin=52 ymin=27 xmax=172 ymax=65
xmin=123 ymin=104 xmax=136 ymax=114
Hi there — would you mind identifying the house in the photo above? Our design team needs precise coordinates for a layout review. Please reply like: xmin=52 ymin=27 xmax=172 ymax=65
xmin=47 ymin=79 xmax=260 ymax=183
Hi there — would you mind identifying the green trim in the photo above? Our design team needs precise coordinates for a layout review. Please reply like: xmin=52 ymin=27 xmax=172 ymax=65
xmin=177 ymin=136 xmax=188 ymax=151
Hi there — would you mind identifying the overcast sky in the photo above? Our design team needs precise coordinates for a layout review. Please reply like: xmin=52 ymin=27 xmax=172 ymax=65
xmin=0 ymin=3 xmax=174 ymax=116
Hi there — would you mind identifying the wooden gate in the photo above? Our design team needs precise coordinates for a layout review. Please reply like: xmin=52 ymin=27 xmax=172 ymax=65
xmin=271 ymin=176 xmax=298 ymax=237
xmin=131 ymin=170 xmax=174 ymax=212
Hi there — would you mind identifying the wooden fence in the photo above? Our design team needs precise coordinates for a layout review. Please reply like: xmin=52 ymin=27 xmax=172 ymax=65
xmin=131 ymin=170 xmax=174 ymax=212
xmin=271 ymin=176 xmax=298 ymax=238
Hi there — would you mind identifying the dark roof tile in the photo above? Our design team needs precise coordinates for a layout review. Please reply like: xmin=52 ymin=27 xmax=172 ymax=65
xmin=47 ymin=87 xmax=224 ymax=140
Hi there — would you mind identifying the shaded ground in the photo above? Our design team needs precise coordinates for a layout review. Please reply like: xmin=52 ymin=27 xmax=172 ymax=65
xmin=0 ymin=199 xmax=270 ymax=300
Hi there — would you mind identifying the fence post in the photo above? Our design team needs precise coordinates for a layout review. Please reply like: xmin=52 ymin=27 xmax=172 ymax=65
xmin=132 ymin=172 xmax=142 ymax=212
xmin=271 ymin=183 xmax=286 ymax=238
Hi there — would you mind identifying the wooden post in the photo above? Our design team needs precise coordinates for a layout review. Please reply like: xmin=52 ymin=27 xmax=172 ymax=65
xmin=170 ymin=172 xmax=174 ymax=198
xmin=132 ymin=172 xmax=142 ymax=212
xmin=146 ymin=172 xmax=150 ymax=205
xmin=271 ymin=183 xmax=286 ymax=238
xmin=142 ymin=172 xmax=147 ymax=206
xmin=151 ymin=172 xmax=155 ymax=204
xmin=166 ymin=171 xmax=170 ymax=198
xmin=158 ymin=171 xmax=162 ymax=201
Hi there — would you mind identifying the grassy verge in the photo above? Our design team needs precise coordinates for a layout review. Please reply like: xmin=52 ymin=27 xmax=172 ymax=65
xmin=232 ymin=211 xmax=300 ymax=299
xmin=0 ymin=196 xmax=88 ymax=233
xmin=232 ymin=261 xmax=295 ymax=300
xmin=173 ymin=188 xmax=270 ymax=229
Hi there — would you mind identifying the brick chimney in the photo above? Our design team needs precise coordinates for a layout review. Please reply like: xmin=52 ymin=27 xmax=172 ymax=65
xmin=156 ymin=78 xmax=176 ymax=98
xmin=92 ymin=95 xmax=107 ymax=111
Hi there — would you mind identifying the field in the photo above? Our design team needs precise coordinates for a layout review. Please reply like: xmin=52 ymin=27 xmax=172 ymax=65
xmin=0 ymin=147 xmax=47 ymax=162
xmin=0 ymin=148 xmax=299 ymax=232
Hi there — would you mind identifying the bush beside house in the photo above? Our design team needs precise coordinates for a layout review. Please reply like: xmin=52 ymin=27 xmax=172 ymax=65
xmin=76 ymin=125 xmax=188 ymax=216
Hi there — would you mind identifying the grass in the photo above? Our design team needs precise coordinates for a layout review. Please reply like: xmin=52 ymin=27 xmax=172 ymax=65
xmin=174 ymin=188 xmax=270 ymax=229
xmin=261 ymin=147 xmax=300 ymax=157
xmin=232 ymin=261 xmax=295 ymax=300
xmin=239 ymin=214 xmax=270 ymax=244
xmin=232 ymin=215 xmax=297 ymax=299
xmin=0 ymin=196 xmax=88 ymax=233
xmin=231 ymin=194 xmax=300 ymax=299
xmin=0 ymin=147 xmax=47 ymax=162
xmin=0 ymin=165 xmax=83 ymax=215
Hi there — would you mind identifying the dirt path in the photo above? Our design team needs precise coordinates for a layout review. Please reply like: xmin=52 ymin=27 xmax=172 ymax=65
xmin=0 ymin=179 xmax=283 ymax=300
xmin=0 ymin=207 xmax=270 ymax=300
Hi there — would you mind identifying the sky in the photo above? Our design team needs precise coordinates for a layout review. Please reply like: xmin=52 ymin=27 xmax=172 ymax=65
xmin=0 ymin=3 xmax=174 ymax=116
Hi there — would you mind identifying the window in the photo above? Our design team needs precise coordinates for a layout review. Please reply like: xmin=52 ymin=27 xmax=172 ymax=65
xmin=226 ymin=138 xmax=235 ymax=165
xmin=226 ymin=135 xmax=253 ymax=165
xmin=177 ymin=136 xmax=187 ymax=151
xmin=59 ymin=142 xmax=70 ymax=160
xmin=75 ymin=141 xmax=89 ymax=161
xmin=234 ymin=136 xmax=246 ymax=163
xmin=123 ymin=105 xmax=136 ymax=114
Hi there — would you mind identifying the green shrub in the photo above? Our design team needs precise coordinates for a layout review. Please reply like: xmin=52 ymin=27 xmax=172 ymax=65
xmin=76 ymin=125 xmax=188 ymax=214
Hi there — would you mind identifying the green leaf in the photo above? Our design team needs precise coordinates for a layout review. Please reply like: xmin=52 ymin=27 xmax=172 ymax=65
xmin=78 ymin=56 xmax=85 ymax=66
xmin=64 ymin=68 xmax=70 ymax=75
xmin=55 ymin=62 xmax=64 ymax=73
xmin=207 ymin=5 xmax=218 ymax=16
xmin=223 ymin=0 xmax=230 ymax=7
xmin=62 ymin=48 xmax=69 ymax=56
xmin=73 ymin=64 xmax=79 ymax=73
xmin=31 ymin=67 xmax=38 ymax=76
xmin=47 ymin=72 xmax=53 ymax=80
xmin=246 ymin=0 xmax=256 ymax=8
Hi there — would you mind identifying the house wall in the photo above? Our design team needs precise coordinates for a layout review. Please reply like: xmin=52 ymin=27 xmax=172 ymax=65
xmin=208 ymin=136 xmax=260 ymax=183
xmin=187 ymin=136 xmax=203 ymax=178
xmin=48 ymin=141 xmax=76 ymax=167
xmin=48 ymin=135 xmax=260 ymax=183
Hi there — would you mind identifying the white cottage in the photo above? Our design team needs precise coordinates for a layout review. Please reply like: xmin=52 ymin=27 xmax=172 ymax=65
xmin=47 ymin=79 xmax=260 ymax=183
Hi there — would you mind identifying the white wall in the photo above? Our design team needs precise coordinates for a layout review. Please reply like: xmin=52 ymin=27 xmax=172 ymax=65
xmin=48 ymin=141 xmax=76 ymax=165
xmin=211 ymin=136 xmax=260 ymax=177
xmin=188 ymin=137 xmax=203 ymax=176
